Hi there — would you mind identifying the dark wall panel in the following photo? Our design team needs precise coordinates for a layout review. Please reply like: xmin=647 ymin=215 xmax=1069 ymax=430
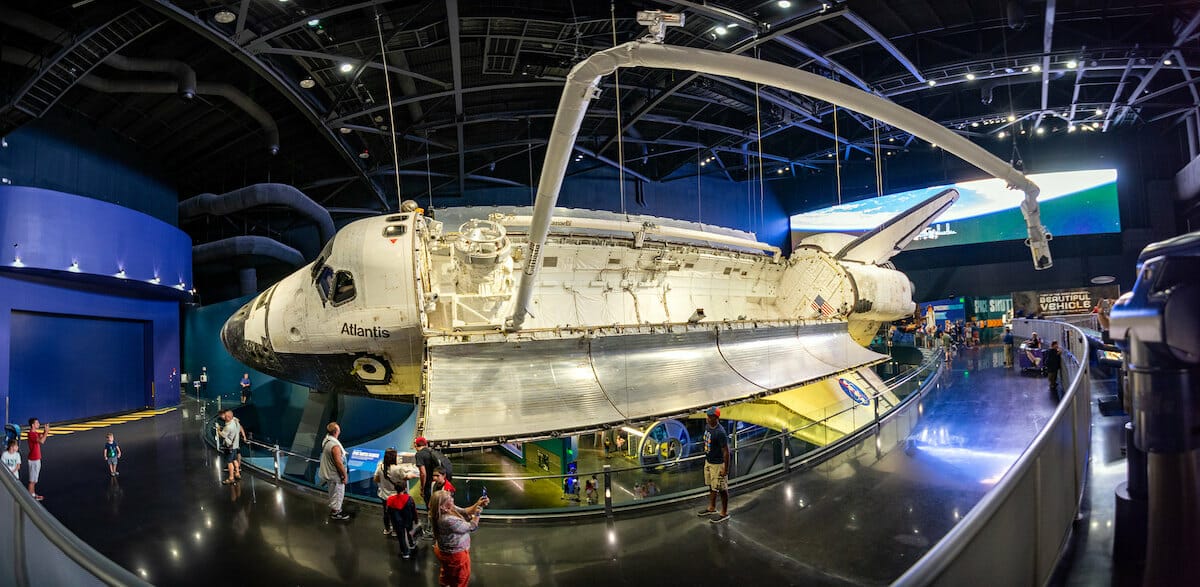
xmin=9 ymin=311 xmax=147 ymax=423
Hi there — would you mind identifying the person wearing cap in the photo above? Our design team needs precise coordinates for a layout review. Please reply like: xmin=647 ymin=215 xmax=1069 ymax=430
xmin=697 ymin=407 xmax=731 ymax=523
xmin=413 ymin=436 xmax=438 ymax=505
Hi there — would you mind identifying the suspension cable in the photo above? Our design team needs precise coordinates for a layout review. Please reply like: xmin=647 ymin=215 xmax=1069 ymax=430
xmin=375 ymin=9 xmax=402 ymax=210
xmin=833 ymin=105 xmax=843 ymax=205
xmin=873 ymin=120 xmax=883 ymax=198
xmin=610 ymin=3 xmax=627 ymax=218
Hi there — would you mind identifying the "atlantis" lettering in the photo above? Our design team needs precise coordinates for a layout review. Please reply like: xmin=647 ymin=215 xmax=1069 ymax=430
xmin=341 ymin=323 xmax=390 ymax=338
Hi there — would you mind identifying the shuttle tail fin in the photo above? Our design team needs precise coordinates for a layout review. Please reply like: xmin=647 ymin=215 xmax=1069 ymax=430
xmin=833 ymin=188 xmax=959 ymax=265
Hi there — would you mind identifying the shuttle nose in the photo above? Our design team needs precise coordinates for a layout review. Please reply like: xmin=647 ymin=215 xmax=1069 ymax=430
xmin=221 ymin=301 xmax=253 ymax=365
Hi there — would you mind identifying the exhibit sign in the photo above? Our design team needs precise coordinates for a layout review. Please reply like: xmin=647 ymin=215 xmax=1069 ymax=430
xmin=1011 ymin=285 xmax=1121 ymax=316
xmin=346 ymin=448 xmax=383 ymax=473
xmin=919 ymin=297 xmax=966 ymax=328
xmin=790 ymin=169 xmax=1120 ymax=250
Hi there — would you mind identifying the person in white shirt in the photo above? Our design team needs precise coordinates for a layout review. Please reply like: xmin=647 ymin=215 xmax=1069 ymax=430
xmin=2 ymin=439 xmax=21 ymax=478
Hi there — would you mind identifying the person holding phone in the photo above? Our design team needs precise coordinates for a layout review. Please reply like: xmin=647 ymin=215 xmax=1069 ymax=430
xmin=430 ymin=489 xmax=488 ymax=587
xmin=26 ymin=418 xmax=48 ymax=500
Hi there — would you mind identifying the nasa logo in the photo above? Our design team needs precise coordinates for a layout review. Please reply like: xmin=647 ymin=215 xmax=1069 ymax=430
xmin=340 ymin=323 xmax=391 ymax=338
xmin=838 ymin=378 xmax=871 ymax=406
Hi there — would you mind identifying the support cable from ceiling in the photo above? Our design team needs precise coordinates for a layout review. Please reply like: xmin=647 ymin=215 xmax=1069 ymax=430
xmin=611 ymin=2 xmax=627 ymax=219
xmin=873 ymin=119 xmax=883 ymax=199
xmin=375 ymin=8 xmax=403 ymax=211
xmin=833 ymin=105 xmax=842 ymax=205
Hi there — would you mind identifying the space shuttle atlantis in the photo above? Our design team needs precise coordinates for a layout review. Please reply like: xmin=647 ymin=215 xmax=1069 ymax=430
xmin=223 ymin=12 xmax=1046 ymax=446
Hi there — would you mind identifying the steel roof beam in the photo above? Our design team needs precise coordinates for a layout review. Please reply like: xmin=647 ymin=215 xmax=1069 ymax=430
xmin=842 ymin=11 xmax=925 ymax=83
xmin=772 ymin=36 xmax=873 ymax=93
xmin=331 ymin=81 xmax=563 ymax=124
xmin=252 ymin=47 xmax=447 ymax=87
xmin=1035 ymin=0 xmax=1056 ymax=129
xmin=658 ymin=1 xmax=761 ymax=30
xmin=1124 ymin=10 xmax=1200 ymax=106
xmin=139 ymin=0 xmax=388 ymax=209
xmin=245 ymin=0 xmax=392 ymax=49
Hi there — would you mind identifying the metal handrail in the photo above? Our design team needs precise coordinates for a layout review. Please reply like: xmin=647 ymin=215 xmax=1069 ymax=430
xmin=894 ymin=320 xmax=1090 ymax=585
xmin=0 ymin=458 xmax=150 ymax=586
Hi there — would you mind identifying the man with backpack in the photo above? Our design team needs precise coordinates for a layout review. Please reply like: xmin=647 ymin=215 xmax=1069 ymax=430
xmin=414 ymin=436 xmax=453 ymax=506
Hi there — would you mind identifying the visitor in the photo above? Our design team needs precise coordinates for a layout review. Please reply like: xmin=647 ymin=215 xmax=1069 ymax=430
xmin=1003 ymin=327 xmax=1014 ymax=368
xmin=321 ymin=422 xmax=351 ymax=521
xmin=374 ymin=448 xmax=401 ymax=536
xmin=1028 ymin=332 xmax=1042 ymax=349
xmin=696 ymin=407 xmax=730 ymax=523
xmin=1045 ymin=341 xmax=1064 ymax=399
xmin=386 ymin=481 xmax=419 ymax=559
xmin=26 ymin=418 xmax=47 ymax=500
xmin=240 ymin=373 xmax=252 ymax=404
xmin=103 ymin=433 xmax=122 ymax=477
xmin=430 ymin=489 xmax=489 ymax=587
xmin=3 ymin=439 xmax=20 ymax=478
xmin=431 ymin=466 xmax=456 ymax=495
xmin=217 ymin=409 xmax=247 ymax=484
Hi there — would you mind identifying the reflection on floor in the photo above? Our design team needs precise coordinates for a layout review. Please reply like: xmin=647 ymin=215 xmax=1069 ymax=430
xmin=36 ymin=345 xmax=1065 ymax=586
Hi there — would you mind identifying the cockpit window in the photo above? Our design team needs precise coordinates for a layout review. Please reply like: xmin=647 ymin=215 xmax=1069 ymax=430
xmin=331 ymin=271 xmax=356 ymax=305
xmin=316 ymin=266 xmax=335 ymax=301
xmin=383 ymin=224 xmax=407 ymax=238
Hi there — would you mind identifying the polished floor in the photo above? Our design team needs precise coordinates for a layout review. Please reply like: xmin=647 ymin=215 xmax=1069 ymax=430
xmin=32 ymin=345 xmax=1065 ymax=586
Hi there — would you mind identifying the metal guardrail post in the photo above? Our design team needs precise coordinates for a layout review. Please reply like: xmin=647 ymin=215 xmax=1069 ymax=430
xmin=781 ymin=428 xmax=791 ymax=472
xmin=603 ymin=464 xmax=613 ymax=517
xmin=273 ymin=444 xmax=281 ymax=481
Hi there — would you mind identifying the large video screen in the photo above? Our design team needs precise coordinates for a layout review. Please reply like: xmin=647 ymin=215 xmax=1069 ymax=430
xmin=789 ymin=169 xmax=1119 ymax=251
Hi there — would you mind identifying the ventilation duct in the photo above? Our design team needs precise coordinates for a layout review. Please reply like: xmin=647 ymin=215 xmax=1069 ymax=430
xmin=179 ymin=183 xmax=335 ymax=249
xmin=103 ymin=54 xmax=197 ymax=100
xmin=981 ymin=72 xmax=1064 ymax=104
xmin=76 ymin=75 xmax=279 ymax=155
xmin=192 ymin=236 xmax=305 ymax=268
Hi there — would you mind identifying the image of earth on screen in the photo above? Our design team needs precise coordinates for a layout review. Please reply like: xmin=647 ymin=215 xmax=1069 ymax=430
xmin=789 ymin=169 xmax=1119 ymax=251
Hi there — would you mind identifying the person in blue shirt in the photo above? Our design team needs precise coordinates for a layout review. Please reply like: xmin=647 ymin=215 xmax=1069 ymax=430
xmin=696 ymin=407 xmax=731 ymax=523
xmin=1003 ymin=327 xmax=1015 ymax=368
xmin=239 ymin=373 xmax=252 ymax=404
xmin=103 ymin=433 xmax=122 ymax=477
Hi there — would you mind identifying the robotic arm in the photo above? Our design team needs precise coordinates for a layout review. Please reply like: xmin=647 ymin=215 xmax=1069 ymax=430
xmin=1018 ymin=186 xmax=1053 ymax=270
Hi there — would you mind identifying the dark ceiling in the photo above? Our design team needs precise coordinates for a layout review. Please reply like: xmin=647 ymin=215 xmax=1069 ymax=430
xmin=3 ymin=0 xmax=1199 ymax=217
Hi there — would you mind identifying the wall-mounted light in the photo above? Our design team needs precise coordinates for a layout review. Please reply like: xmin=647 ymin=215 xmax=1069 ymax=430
xmin=151 ymin=275 xmax=161 ymax=284
xmin=69 ymin=260 xmax=80 ymax=272
xmin=116 ymin=268 xmax=127 ymax=278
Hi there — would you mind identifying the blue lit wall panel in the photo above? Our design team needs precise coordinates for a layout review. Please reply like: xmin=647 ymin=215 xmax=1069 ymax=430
xmin=9 ymin=312 xmax=148 ymax=423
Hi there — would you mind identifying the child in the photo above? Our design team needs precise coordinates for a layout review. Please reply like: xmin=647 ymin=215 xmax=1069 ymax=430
xmin=2 ymin=439 xmax=20 ymax=478
xmin=103 ymin=433 xmax=122 ymax=477
xmin=386 ymin=483 xmax=419 ymax=559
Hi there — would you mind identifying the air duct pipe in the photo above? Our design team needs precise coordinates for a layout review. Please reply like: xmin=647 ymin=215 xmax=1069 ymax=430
xmin=103 ymin=54 xmax=197 ymax=100
xmin=981 ymin=73 xmax=1064 ymax=105
xmin=192 ymin=236 xmax=304 ymax=267
xmin=179 ymin=183 xmax=335 ymax=249
xmin=76 ymin=75 xmax=279 ymax=155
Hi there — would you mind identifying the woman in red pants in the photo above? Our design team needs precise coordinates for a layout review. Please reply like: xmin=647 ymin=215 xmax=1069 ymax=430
xmin=429 ymin=490 xmax=489 ymax=587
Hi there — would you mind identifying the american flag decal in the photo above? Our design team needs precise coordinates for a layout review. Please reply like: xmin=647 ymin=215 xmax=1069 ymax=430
xmin=812 ymin=295 xmax=836 ymax=317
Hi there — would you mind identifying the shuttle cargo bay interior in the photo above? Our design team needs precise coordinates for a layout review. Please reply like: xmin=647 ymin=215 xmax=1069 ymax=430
xmin=1 ymin=1 xmax=1199 ymax=586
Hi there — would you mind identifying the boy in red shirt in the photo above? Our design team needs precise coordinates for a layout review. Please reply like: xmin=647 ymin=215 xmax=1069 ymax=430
xmin=26 ymin=418 xmax=48 ymax=500
xmin=386 ymin=483 xmax=419 ymax=559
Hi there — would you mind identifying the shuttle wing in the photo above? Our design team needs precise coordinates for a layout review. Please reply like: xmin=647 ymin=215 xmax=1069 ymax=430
xmin=421 ymin=322 xmax=886 ymax=445
xmin=834 ymin=188 xmax=959 ymax=265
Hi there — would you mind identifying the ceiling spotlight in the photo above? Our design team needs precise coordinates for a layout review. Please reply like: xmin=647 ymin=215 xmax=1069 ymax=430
xmin=339 ymin=63 xmax=354 ymax=73
xmin=1021 ymin=66 xmax=1030 ymax=73
xmin=1094 ymin=108 xmax=1103 ymax=115
xmin=1092 ymin=122 xmax=1100 ymax=129
xmin=307 ymin=19 xmax=321 ymax=27
xmin=1031 ymin=64 xmax=1042 ymax=73
xmin=998 ymin=131 xmax=1007 ymax=139
xmin=965 ymin=73 xmax=976 ymax=81
xmin=1004 ymin=67 xmax=1015 ymax=74
xmin=778 ymin=0 xmax=792 ymax=7
xmin=1020 ymin=129 xmax=1026 ymax=134
xmin=339 ymin=127 xmax=352 ymax=134
xmin=1164 ymin=58 xmax=1173 ymax=66
xmin=888 ymin=137 xmax=894 ymax=142
xmin=930 ymin=143 xmax=937 ymax=149
xmin=1066 ymin=60 xmax=1078 ymax=69
xmin=1007 ymin=114 xmax=1016 ymax=122
xmin=727 ymin=23 xmax=738 ymax=29
xmin=299 ymin=78 xmax=316 ymax=89
xmin=359 ymin=149 xmax=370 ymax=159
xmin=714 ymin=26 xmax=727 ymax=36
xmin=971 ymin=122 xmax=979 ymax=127
xmin=927 ymin=79 xmax=937 ymax=86
xmin=777 ymin=168 xmax=785 ymax=174
xmin=374 ymin=115 xmax=384 ymax=123
xmin=214 ymin=10 xmax=236 ymax=24
xmin=827 ymin=152 xmax=833 ymax=157
xmin=1035 ymin=127 xmax=1045 ymax=135
xmin=1068 ymin=125 xmax=1076 ymax=132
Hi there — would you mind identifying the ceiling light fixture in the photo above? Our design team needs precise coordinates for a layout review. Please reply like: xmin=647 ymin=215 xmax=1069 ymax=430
xmin=339 ymin=127 xmax=352 ymax=134
xmin=1031 ymin=64 xmax=1042 ymax=73
xmin=778 ymin=0 xmax=792 ymax=7
xmin=1021 ymin=66 xmax=1030 ymax=73
xmin=1035 ymin=127 xmax=1045 ymax=135
xmin=998 ymin=131 xmax=1007 ymax=139
xmin=1068 ymin=125 xmax=1076 ymax=132
xmin=339 ymin=63 xmax=354 ymax=73
xmin=1095 ymin=108 xmax=1104 ymax=115
xmin=1007 ymin=114 xmax=1016 ymax=122
xmin=971 ymin=121 xmax=979 ymax=127
xmin=308 ymin=19 xmax=321 ymax=27
xmin=214 ymin=10 xmax=236 ymax=24
xmin=299 ymin=78 xmax=316 ymax=89
xmin=927 ymin=79 xmax=937 ymax=86
xmin=1164 ymin=58 xmax=1173 ymax=66
xmin=965 ymin=73 xmax=976 ymax=81
xmin=359 ymin=149 xmax=370 ymax=159
xmin=714 ymin=26 xmax=727 ymax=36
xmin=1066 ymin=60 xmax=1078 ymax=69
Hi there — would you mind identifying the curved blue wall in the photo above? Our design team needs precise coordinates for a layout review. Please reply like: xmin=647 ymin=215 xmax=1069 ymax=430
xmin=0 ymin=187 xmax=191 ymax=424
xmin=0 ymin=186 xmax=192 ymax=288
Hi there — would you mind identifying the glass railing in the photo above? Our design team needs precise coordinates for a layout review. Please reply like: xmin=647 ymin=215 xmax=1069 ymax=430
xmin=207 ymin=349 xmax=944 ymax=517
